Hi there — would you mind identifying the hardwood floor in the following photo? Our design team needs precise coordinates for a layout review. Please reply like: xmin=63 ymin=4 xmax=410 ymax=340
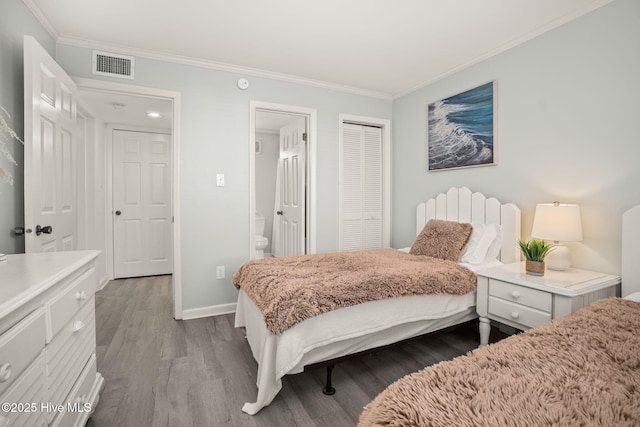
xmin=87 ymin=276 xmax=506 ymax=427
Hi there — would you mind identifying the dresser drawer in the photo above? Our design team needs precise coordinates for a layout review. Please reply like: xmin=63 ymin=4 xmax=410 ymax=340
xmin=0 ymin=309 xmax=46 ymax=396
xmin=46 ymin=297 xmax=96 ymax=414
xmin=50 ymin=354 xmax=97 ymax=427
xmin=489 ymin=279 xmax=552 ymax=312
xmin=489 ymin=296 xmax=552 ymax=329
xmin=0 ymin=354 xmax=46 ymax=427
xmin=46 ymin=267 xmax=96 ymax=342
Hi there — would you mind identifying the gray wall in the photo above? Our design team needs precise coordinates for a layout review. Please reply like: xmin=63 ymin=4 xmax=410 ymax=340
xmin=54 ymin=44 xmax=392 ymax=310
xmin=0 ymin=0 xmax=55 ymax=254
xmin=392 ymin=0 xmax=640 ymax=275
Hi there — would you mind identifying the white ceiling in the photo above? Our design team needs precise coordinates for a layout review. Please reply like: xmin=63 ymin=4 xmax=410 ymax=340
xmin=26 ymin=0 xmax=611 ymax=99
xmin=78 ymin=90 xmax=173 ymax=128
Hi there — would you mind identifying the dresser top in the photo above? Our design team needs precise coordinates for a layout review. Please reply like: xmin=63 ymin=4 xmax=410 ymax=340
xmin=0 ymin=250 xmax=99 ymax=321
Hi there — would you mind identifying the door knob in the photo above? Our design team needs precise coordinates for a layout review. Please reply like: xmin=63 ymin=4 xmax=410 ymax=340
xmin=115 ymin=210 xmax=122 ymax=216
xmin=276 ymin=210 xmax=284 ymax=215
xmin=35 ymin=225 xmax=53 ymax=236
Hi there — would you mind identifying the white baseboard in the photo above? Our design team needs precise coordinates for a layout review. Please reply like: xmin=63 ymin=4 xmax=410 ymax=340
xmin=181 ymin=302 xmax=237 ymax=320
xmin=98 ymin=275 xmax=110 ymax=291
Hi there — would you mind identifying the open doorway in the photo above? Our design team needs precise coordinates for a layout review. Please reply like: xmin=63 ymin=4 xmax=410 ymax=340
xmin=250 ymin=102 xmax=317 ymax=259
xmin=77 ymin=88 xmax=173 ymax=278
xmin=75 ymin=78 xmax=183 ymax=319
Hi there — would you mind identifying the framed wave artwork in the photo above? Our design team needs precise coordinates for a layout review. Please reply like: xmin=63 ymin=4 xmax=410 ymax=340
xmin=427 ymin=81 xmax=497 ymax=171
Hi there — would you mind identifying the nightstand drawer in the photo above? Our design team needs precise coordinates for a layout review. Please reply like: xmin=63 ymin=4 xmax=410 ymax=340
xmin=489 ymin=279 xmax=552 ymax=312
xmin=489 ymin=296 xmax=551 ymax=329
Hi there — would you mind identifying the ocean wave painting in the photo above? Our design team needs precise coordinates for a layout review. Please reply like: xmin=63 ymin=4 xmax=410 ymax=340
xmin=428 ymin=81 xmax=496 ymax=171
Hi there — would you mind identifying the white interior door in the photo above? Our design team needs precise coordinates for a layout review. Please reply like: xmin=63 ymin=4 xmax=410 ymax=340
xmin=112 ymin=129 xmax=172 ymax=278
xmin=23 ymin=36 xmax=78 ymax=252
xmin=277 ymin=117 xmax=306 ymax=256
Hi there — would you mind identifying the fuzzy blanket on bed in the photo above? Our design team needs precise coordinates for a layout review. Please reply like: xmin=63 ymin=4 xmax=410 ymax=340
xmin=358 ymin=298 xmax=640 ymax=427
xmin=232 ymin=248 xmax=476 ymax=335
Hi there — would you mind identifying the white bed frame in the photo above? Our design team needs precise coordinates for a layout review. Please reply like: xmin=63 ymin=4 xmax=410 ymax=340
xmin=622 ymin=205 xmax=640 ymax=297
xmin=236 ymin=187 xmax=521 ymax=415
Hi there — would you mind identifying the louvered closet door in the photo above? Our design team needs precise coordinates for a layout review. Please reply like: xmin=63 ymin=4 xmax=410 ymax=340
xmin=340 ymin=123 xmax=383 ymax=251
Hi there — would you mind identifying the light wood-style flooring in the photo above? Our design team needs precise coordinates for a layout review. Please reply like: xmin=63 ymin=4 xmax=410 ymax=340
xmin=87 ymin=275 xmax=506 ymax=427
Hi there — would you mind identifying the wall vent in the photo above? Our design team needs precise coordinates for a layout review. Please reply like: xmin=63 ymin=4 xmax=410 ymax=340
xmin=92 ymin=51 xmax=135 ymax=79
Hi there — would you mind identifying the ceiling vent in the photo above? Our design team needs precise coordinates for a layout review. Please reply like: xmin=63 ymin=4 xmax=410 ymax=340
xmin=92 ymin=51 xmax=135 ymax=79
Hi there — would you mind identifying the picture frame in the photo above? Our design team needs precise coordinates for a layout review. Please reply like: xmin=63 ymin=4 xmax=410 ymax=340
xmin=427 ymin=81 xmax=497 ymax=171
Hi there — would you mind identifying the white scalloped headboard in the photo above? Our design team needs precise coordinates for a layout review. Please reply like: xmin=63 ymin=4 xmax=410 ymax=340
xmin=622 ymin=205 xmax=640 ymax=297
xmin=416 ymin=187 xmax=521 ymax=263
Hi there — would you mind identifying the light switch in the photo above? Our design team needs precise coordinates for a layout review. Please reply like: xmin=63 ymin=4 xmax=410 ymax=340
xmin=216 ymin=266 xmax=225 ymax=279
xmin=216 ymin=174 xmax=225 ymax=187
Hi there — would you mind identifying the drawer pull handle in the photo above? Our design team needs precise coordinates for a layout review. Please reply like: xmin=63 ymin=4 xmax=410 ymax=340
xmin=75 ymin=291 xmax=88 ymax=301
xmin=0 ymin=363 xmax=12 ymax=383
xmin=510 ymin=311 xmax=520 ymax=320
xmin=510 ymin=291 xmax=520 ymax=300
xmin=73 ymin=320 xmax=85 ymax=333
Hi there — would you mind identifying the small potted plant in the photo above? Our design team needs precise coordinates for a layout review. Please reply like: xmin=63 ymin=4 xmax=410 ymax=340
xmin=518 ymin=239 xmax=553 ymax=276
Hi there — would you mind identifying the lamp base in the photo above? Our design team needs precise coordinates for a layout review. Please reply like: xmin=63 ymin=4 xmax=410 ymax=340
xmin=546 ymin=244 xmax=571 ymax=271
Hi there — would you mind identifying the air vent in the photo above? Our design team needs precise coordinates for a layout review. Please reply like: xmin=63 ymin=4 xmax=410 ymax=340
xmin=92 ymin=51 xmax=135 ymax=79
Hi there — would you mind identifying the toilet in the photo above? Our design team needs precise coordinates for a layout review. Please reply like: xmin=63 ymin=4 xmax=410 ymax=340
xmin=255 ymin=212 xmax=269 ymax=259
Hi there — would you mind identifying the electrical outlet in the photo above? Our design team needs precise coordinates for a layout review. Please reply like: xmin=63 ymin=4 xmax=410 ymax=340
xmin=216 ymin=265 xmax=225 ymax=279
xmin=216 ymin=174 xmax=225 ymax=187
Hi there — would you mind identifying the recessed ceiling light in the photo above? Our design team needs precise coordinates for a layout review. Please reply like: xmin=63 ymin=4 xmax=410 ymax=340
xmin=146 ymin=111 xmax=162 ymax=119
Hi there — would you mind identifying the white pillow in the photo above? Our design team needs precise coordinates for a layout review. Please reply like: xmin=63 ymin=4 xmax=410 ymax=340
xmin=484 ymin=224 xmax=503 ymax=263
xmin=461 ymin=223 xmax=502 ymax=264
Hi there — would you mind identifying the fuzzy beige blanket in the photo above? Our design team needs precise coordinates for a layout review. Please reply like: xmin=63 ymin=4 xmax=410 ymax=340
xmin=358 ymin=298 xmax=640 ymax=427
xmin=233 ymin=249 xmax=476 ymax=335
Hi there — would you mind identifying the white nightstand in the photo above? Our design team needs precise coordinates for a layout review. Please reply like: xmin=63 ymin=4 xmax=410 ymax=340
xmin=476 ymin=262 xmax=620 ymax=346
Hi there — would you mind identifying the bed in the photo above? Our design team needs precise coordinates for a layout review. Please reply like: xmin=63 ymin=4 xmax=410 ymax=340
xmin=357 ymin=204 xmax=640 ymax=427
xmin=233 ymin=187 xmax=521 ymax=415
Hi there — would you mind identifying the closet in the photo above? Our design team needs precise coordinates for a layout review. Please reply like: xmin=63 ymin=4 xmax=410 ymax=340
xmin=340 ymin=123 xmax=383 ymax=251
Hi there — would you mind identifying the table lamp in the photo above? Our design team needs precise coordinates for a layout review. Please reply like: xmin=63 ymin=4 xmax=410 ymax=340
xmin=531 ymin=202 xmax=582 ymax=271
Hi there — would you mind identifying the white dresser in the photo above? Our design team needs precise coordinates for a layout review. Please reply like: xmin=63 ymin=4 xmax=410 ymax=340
xmin=0 ymin=251 xmax=104 ymax=427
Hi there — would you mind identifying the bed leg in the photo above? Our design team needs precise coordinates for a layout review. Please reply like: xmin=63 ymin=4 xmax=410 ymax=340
xmin=322 ymin=365 xmax=336 ymax=395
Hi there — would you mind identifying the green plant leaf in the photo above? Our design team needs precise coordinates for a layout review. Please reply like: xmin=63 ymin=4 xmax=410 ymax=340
xmin=518 ymin=239 xmax=554 ymax=262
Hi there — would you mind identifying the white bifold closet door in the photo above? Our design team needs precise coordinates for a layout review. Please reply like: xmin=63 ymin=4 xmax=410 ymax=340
xmin=340 ymin=123 xmax=383 ymax=251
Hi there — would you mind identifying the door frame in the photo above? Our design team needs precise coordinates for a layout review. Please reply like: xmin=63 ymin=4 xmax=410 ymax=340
xmin=74 ymin=77 xmax=183 ymax=320
xmin=249 ymin=101 xmax=317 ymax=258
xmin=338 ymin=114 xmax=392 ymax=249
xmin=75 ymin=103 xmax=93 ymax=251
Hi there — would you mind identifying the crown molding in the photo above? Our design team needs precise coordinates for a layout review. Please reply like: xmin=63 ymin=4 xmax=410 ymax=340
xmin=57 ymin=36 xmax=393 ymax=101
xmin=21 ymin=0 xmax=59 ymax=40
xmin=25 ymin=0 xmax=613 ymax=101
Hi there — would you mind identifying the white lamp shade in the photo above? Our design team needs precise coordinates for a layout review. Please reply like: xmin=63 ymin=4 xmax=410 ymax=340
xmin=531 ymin=203 xmax=583 ymax=242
